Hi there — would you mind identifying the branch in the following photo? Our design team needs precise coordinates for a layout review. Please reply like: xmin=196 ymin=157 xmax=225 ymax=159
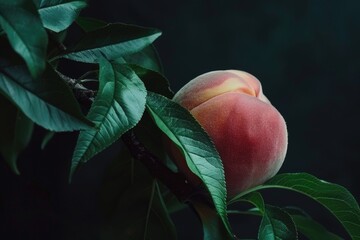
xmin=56 ymin=70 xmax=96 ymax=105
xmin=121 ymin=130 xmax=213 ymax=206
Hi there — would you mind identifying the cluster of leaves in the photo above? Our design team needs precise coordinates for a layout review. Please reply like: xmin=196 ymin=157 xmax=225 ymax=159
xmin=0 ymin=0 xmax=359 ymax=239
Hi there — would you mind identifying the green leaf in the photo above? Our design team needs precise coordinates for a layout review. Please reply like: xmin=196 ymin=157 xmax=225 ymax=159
xmin=41 ymin=131 xmax=55 ymax=150
xmin=100 ymin=148 xmax=177 ymax=240
xmin=228 ymin=201 xmax=343 ymax=240
xmin=235 ymin=192 xmax=297 ymax=239
xmin=237 ymin=191 xmax=266 ymax=214
xmin=0 ymin=0 xmax=48 ymax=78
xmin=75 ymin=18 xmax=163 ymax=73
xmin=46 ymin=30 xmax=68 ymax=60
xmin=280 ymin=206 xmax=312 ymax=218
xmin=75 ymin=16 xmax=107 ymax=32
xmin=162 ymin=189 xmax=186 ymax=213
xmin=231 ymin=173 xmax=360 ymax=240
xmin=57 ymin=23 xmax=161 ymax=63
xmin=193 ymin=202 xmax=234 ymax=240
xmin=145 ymin=92 xmax=232 ymax=236
xmin=258 ymin=205 xmax=298 ymax=240
xmin=123 ymin=45 xmax=163 ymax=73
xmin=132 ymin=111 xmax=172 ymax=169
xmin=275 ymin=207 xmax=343 ymax=239
xmin=291 ymin=214 xmax=343 ymax=240
xmin=0 ymin=50 xmax=93 ymax=131
xmin=70 ymin=59 xmax=147 ymax=178
xmin=229 ymin=204 xmax=342 ymax=240
xmin=38 ymin=1 xmax=87 ymax=32
xmin=0 ymin=95 xmax=33 ymax=174
xmin=128 ymin=64 xmax=173 ymax=98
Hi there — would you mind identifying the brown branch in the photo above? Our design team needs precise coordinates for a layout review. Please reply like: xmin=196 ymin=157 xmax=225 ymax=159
xmin=56 ymin=70 xmax=96 ymax=105
xmin=121 ymin=130 xmax=213 ymax=206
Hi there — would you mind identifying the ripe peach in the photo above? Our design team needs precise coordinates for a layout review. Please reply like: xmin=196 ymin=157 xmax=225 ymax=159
xmin=169 ymin=70 xmax=288 ymax=198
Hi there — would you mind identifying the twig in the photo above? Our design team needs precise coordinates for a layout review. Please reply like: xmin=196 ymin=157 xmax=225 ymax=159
xmin=121 ymin=130 xmax=213 ymax=206
xmin=56 ymin=70 xmax=96 ymax=104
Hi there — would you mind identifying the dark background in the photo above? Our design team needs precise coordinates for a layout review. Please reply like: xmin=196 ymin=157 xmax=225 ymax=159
xmin=1 ymin=0 xmax=359 ymax=239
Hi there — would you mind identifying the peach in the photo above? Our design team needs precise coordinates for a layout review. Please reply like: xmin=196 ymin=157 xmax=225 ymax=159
xmin=169 ymin=70 xmax=288 ymax=198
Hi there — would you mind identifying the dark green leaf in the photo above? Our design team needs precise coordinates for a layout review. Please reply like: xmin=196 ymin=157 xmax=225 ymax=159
xmin=291 ymin=214 xmax=343 ymax=240
xmin=229 ymin=205 xmax=343 ymax=240
xmin=0 ymin=50 xmax=93 ymax=131
xmin=132 ymin=109 xmax=183 ymax=214
xmin=123 ymin=45 xmax=163 ymax=73
xmin=227 ymin=209 xmax=261 ymax=217
xmin=193 ymin=202 xmax=234 ymax=240
xmin=75 ymin=18 xmax=163 ymax=73
xmin=128 ymin=64 xmax=173 ymax=98
xmin=0 ymin=95 xmax=33 ymax=174
xmin=162 ymin=189 xmax=186 ymax=213
xmin=145 ymin=92 xmax=232 ymax=236
xmin=278 ymin=206 xmax=342 ymax=239
xmin=132 ymin=110 xmax=172 ymax=168
xmin=75 ymin=16 xmax=107 ymax=32
xmin=47 ymin=30 xmax=68 ymax=60
xmin=231 ymin=173 xmax=360 ymax=240
xmin=234 ymin=192 xmax=296 ymax=239
xmin=57 ymin=23 xmax=161 ymax=63
xmin=38 ymin=1 xmax=87 ymax=32
xmin=280 ymin=206 xmax=312 ymax=218
xmin=258 ymin=205 xmax=298 ymax=240
xmin=0 ymin=0 xmax=48 ymax=78
xmin=100 ymin=148 xmax=177 ymax=240
xmin=71 ymin=59 xmax=146 ymax=178
xmin=230 ymin=204 xmax=342 ymax=240
xmin=41 ymin=131 xmax=55 ymax=150
xmin=236 ymin=191 xmax=266 ymax=214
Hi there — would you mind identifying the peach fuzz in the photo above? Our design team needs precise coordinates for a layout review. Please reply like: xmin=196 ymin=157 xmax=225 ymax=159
xmin=169 ymin=70 xmax=288 ymax=198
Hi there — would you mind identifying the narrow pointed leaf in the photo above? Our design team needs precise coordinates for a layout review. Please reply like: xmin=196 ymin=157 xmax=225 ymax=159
xmin=291 ymin=214 xmax=343 ymax=240
xmin=236 ymin=191 xmax=266 ymax=214
xmin=235 ymin=192 xmax=296 ymax=239
xmin=145 ymin=92 xmax=232 ymax=235
xmin=38 ymin=1 xmax=87 ymax=32
xmin=127 ymin=64 xmax=173 ymax=98
xmin=100 ymin=151 xmax=177 ymax=239
xmin=58 ymin=23 xmax=161 ymax=63
xmin=284 ymin=205 xmax=347 ymax=239
xmin=0 ymin=52 xmax=93 ymax=131
xmin=71 ymin=59 xmax=146 ymax=178
xmin=0 ymin=0 xmax=47 ymax=78
xmin=268 ymin=173 xmax=360 ymax=239
xmin=41 ymin=131 xmax=55 ymax=150
xmin=75 ymin=16 xmax=107 ymax=32
xmin=75 ymin=18 xmax=163 ymax=74
xmin=0 ymin=95 xmax=33 ymax=174
xmin=258 ymin=205 xmax=298 ymax=240
xmin=122 ymin=45 xmax=163 ymax=73
xmin=193 ymin=201 xmax=234 ymax=240
xmin=231 ymin=173 xmax=360 ymax=240
xmin=230 ymin=204 xmax=342 ymax=240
